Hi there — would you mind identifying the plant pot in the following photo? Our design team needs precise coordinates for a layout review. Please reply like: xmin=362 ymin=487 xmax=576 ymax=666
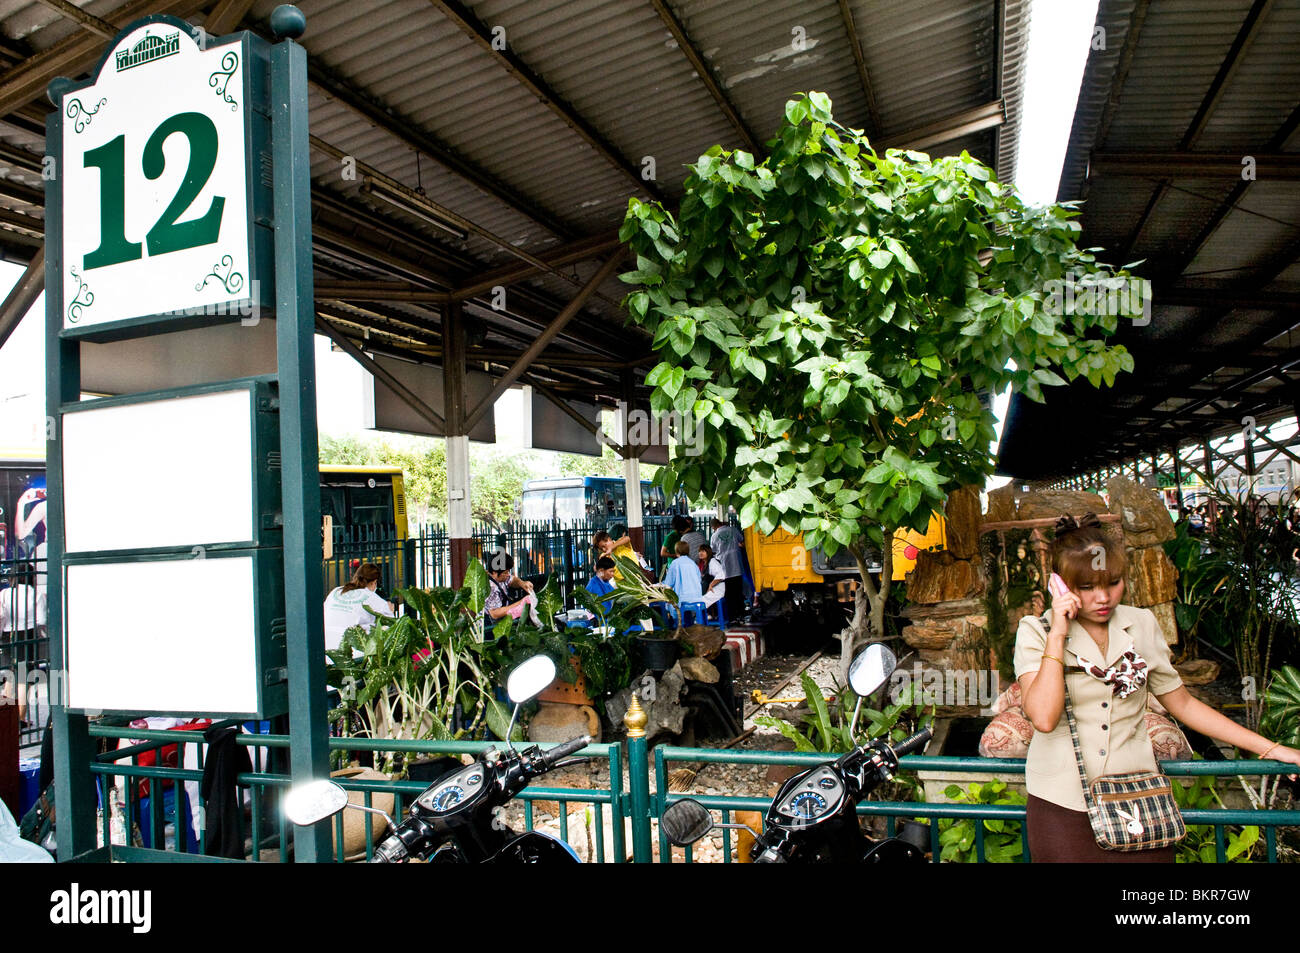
xmin=636 ymin=633 xmax=680 ymax=673
xmin=538 ymin=656 xmax=595 ymax=705
xmin=328 ymin=766 xmax=397 ymax=861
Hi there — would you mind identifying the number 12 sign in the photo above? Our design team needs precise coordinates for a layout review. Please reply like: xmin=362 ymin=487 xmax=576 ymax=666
xmin=53 ymin=16 xmax=272 ymax=338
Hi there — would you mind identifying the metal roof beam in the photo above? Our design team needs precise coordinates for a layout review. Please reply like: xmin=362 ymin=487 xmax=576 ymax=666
xmin=205 ymin=0 xmax=258 ymax=36
xmin=883 ymin=101 xmax=1005 ymax=152
xmin=427 ymin=0 xmax=665 ymax=201
xmin=464 ymin=252 xmax=627 ymax=433
xmin=836 ymin=0 xmax=883 ymax=140
xmin=32 ymin=0 xmax=116 ymax=39
xmin=300 ymin=54 xmax=575 ymax=240
xmin=1092 ymin=152 xmax=1300 ymax=180
xmin=317 ymin=316 xmax=446 ymax=431
xmin=648 ymin=0 xmax=759 ymax=155
xmin=1181 ymin=0 xmax=1275 ymax=149
xmin=0 ymin=246 xmax=41 ymax=351
xmin=0 ymin=0 xmax=208 ymax=118
xmin=452 ymin=233 xmax=623 ymax=300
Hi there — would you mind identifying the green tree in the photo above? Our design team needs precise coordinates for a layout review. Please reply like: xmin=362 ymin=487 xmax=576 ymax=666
xmin=470 ymin=447 xmax=537 ymax=525
xmin=620 ymin=92 xmax=1139 ymax=676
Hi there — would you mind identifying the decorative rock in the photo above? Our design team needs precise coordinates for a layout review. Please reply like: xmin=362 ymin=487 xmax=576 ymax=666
xmin=902 ymin=597 xmax=986 ymax=622
xmin=680 ymin=656 xmax=720 ymax=684
xmin=1123 ymin=545 xmax=1179 ymax=606
xmin=679 ymin=625 xmax=724 ymax=660
xmin=906 ymin=550 xmax=984 ymax=604
xmin=1148 ymin=600 xmax=1179 ymax=645
xmin=944 ymin=485 xmax=983 ymax=559
xmin=1016 ymin=490 xmax=1108 ymax=521
xmin=901 ymin=623 xmax=957 ymax=650
xmin=985 ymin=485 xmax=1020 ymax=523
xmin=1108 ymin=477 xmax=1176 ymax=548
xmin=605 ymin=665 xmax=687 ymax=741
xmin=1175 ymin=658 xmax=1221 ymax=686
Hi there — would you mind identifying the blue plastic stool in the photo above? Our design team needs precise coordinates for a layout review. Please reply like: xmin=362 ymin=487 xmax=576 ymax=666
xmin=710 ymin=597 xmax=727 ymax=629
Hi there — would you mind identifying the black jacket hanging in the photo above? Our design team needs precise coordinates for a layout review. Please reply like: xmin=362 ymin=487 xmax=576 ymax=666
xmin=200 ymin=724 xmax=251 ymax=859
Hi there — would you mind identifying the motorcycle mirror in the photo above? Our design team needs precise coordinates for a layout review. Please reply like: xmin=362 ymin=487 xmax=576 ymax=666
xmin=283 ymin=779 xmax=349 ymax=826
xmin=848 ymin=643 xmax=897 ymax=698
xmin=507 ymin=654 xmax=558 ymax=705
xmin=661 ymin=798 xmax=714 ymax=847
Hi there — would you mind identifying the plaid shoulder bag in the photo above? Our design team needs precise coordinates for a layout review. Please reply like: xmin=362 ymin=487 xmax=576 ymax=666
xmin=1062 ymin=682 xmax=1185 ymax=851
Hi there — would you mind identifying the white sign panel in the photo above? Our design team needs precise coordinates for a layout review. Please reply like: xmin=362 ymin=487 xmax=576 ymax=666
xmin=62 ymin=389 xmax=255 ymax=552
xmin=60 ymin=25 xmax=254 ymax=330
xmin=66 ymin=556 xmax=259 ymax=712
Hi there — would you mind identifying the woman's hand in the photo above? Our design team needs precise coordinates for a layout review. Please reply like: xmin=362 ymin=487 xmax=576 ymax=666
xmin=1265 ymin=744 xmax=1300 ymax=781
xmin=1049 ymin=589 xmax=1080 ymax=637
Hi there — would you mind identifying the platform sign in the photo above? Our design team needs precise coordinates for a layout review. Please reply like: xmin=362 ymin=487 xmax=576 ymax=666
xmin=53 ymin=17 xmax=272 ymax=338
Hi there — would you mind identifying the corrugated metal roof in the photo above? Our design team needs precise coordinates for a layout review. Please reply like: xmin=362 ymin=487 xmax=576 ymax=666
xmin=1001 ymin=0 xmax=1300 ymax=481
xmin=0 ymin=0 xmax=1032 ymax=405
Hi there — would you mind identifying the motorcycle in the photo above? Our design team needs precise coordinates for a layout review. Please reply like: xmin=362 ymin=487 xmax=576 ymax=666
xmin=285 ymin=654 xmax=591 ymax=863
xmin=661 ymin=643 xmax=934 ymax=863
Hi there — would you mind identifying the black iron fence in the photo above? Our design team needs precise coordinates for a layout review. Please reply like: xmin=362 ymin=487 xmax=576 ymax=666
xmin=322 ymin=516 xmax=688 ymax=607
xmin=1 ymin=557 xmax=48 ymax=751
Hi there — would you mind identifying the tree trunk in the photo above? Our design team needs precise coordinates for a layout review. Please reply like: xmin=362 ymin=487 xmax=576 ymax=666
xmin=840 ymin=536 xmax=894 ymax=684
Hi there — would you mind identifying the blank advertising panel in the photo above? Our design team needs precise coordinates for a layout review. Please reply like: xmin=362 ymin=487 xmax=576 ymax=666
xmin=63 ymin=388 xmax=255 ymax=553
xmin=66 ymin=555 xmax=259 ymax=713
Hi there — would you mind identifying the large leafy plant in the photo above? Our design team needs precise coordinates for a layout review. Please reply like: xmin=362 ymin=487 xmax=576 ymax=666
xmin=327 ymin=561 xmax=514 ymax=777
xmin=620 ymin=91 xmax=1140 ymax=679
xmin=936 ymin=780 xmax=1026 ymax=864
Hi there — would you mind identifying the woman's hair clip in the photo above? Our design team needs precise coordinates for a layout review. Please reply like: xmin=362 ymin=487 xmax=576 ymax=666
xmin=1055 ymin=512 xmax=1101 ymax=536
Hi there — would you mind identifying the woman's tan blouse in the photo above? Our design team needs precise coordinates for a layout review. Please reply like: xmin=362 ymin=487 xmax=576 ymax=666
xmin=1013 ymin=604 xmax=1183 ymax=812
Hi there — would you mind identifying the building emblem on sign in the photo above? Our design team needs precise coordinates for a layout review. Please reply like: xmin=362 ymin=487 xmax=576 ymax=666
xmin=115 ymin=31 xmax=181 ymax=72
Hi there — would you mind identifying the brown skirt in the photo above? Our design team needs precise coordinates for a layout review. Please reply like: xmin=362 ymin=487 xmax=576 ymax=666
xmin=1026 ymin=795 xmax=1176 ymax=863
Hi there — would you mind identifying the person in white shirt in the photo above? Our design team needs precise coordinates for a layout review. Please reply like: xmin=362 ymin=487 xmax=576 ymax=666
xmin=323 ymin=563 xmax=395 ymax=652
xmin=699 ymin=544 xmax=726 ymax=609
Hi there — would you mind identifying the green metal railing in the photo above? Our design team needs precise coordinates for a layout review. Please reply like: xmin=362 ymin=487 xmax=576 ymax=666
xmin=77 ymin=722 xmax=1300 ymax=863
xmin=86 ymin=725 xmax=626 ymax=863
xmin=651 ymin=747 xmax=1300 ymax=864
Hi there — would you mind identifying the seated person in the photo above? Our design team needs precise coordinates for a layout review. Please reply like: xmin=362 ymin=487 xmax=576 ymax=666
xmin=483 ymin=550 xmax=535 ymax=627
xmin=699 ymin=544 xmax=726 ymax=609
xmin=662 ymin=540 xmax=704 ymax=625
xmin=592 ymin=529 xmax=639 ymax=580
xmin=586 ymin=556 xmax=618 ymax=601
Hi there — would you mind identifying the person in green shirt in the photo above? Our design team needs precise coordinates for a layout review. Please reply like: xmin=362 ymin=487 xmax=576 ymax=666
xmin=659 ymin=514 xmax=691 ymax=578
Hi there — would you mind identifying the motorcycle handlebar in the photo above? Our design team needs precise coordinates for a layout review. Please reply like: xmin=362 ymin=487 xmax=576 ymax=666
xmin=537 ymin=735 xmax=592 ymax=771
xmin=890 ymin=726 xmax=933 ymax=759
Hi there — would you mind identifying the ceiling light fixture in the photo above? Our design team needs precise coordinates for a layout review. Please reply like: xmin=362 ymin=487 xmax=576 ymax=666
xmin=359 ymin=175 xmax=470 ymax=241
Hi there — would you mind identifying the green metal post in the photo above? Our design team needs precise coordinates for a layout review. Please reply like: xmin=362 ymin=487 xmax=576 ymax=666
xmin=624 ymin=693 xmax=653 ymax=862
xmin=270 ymin=5 xmax=331 ymax=862
xmin=44 ymin=96 xmax=99 ymax=859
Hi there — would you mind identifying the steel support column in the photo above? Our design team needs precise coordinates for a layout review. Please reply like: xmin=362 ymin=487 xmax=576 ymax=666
xmin=621 ymin=371 xmax=644 ymax=554
xmin=272 ymin=23 xmax=332 ymax=862
xmin=444 ymin=302 xmax=472 ymax=587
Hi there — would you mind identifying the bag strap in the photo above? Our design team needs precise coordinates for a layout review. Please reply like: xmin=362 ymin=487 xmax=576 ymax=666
xmin=1061 ymin=677 xmax=1101 ymax=823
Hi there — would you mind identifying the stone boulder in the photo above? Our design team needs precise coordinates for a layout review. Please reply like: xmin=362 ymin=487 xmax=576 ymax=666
xmin=605 ymin=665 xmax=688 ymax=741
xmin=679 ymin=624 xmax=724 ymax=660
xmin=1108 ymin=476 xmax=1176 ymax=547
xmin=944 ymin=485 xmax=983 ymax=559
xmin=906 ymin=550 xmax=984 ymax=604
xmin=1148 ymin=600 xmax=1178 ymax=645
xmin=1016 ymin=489 xmax=1108 ymax=522
xmin=1123 ymin=545 xmax=1178 ymax=606
xmin=1175 ymin=658 xmax=1220 ymax=686
xmin=985 ymin=484 xmax=1019 ymax=523
xmin=679 ymin=656 xmax=720 ymax=684
xmin=901 ymin=623 xmax=957 ymax=651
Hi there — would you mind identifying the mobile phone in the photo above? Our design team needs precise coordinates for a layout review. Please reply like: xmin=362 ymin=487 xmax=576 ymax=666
xmin=1048 ymin=573 xmax=1070 ymax=599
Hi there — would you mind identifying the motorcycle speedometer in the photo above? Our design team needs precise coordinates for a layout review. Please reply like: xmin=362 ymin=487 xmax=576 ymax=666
xmin=787 ymin=791 xmax=828 ymax=818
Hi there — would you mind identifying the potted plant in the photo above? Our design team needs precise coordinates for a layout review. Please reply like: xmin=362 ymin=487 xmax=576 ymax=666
xmin=325 ymin=560 xmax=516 ymax=779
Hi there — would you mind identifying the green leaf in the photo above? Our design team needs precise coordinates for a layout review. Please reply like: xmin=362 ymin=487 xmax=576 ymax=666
xmin=463 ymin=559 xmax=490 ymax=617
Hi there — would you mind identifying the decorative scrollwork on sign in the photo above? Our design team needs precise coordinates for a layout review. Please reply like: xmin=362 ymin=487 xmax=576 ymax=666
xmin=65 ymin=97 xmax=107 ymax=134
xmin=196 ymin=255 xmax=244 ymax=294
xmin=209 ymin=51 xmax=239 ymax=110
xmin=67 ymin=267 xmax=94 ymax=323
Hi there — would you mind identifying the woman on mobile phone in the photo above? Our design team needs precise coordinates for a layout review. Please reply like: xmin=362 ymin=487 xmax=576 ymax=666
xmin=1015 ymin=514 xmax=1300 ymax=862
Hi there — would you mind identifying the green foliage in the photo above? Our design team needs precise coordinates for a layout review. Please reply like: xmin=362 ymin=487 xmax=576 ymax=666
xmin=1171 ymin=768 xmax=1259 ymax=863
xmin=1261 ymin=664 xmax=1300 ymax=750
xmin=326 ymin=580 xmax=512 ymax=777
xmin=569 ymin=629 xmax=635 ymax=698
xmin=936 ymin=780 xmax=1026 ymax=863
xmin=1162 ymin=518 xmax=1229 ymax=649
xmin=620 ymin=92 xmax=1138 ymax=565
xmin=755 ymin=678 xmax=932 ymax=804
